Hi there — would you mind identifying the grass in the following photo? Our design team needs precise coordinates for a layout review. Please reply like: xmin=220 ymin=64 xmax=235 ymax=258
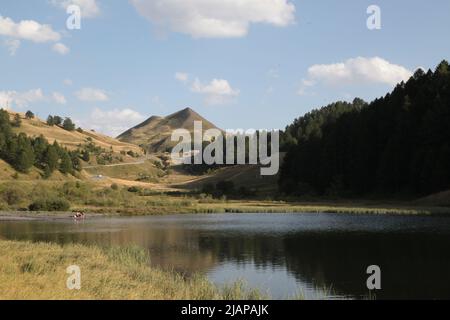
xmin=84 ymin=160 xmax=163 ymax=181
xmin=1 ymin=180 xmax=449 ymax=217
xmin=10 ymin=111 xmax=141 ymax=154
xmin=0 ymin=240 xmax=264 ymax=300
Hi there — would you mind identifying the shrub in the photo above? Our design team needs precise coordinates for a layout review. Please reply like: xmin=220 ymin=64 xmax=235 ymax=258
xmin=1 ymin=185 xmax=26 ymax=205
xmin=60 ymin=182 xmax=89 ymax=199
xmin=127 ymin=186 xmax=141 ymax=193
xmin=201 ymin=183 xmax=215 ymax=195
xmin=29 ymin=198 xmax=71 ymax=212
xmin=25 ymin=111 xmax=35 ymax=119
xmin=216 ymin=180 xmax=235 ymax=195
xmin=111 ymin=183 xmax=119 ymax=191
xmin=63 ymin=118 xmax=76 ymax=131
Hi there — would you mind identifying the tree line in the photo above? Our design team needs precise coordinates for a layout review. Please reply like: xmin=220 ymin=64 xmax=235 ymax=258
xmin=279 ymin=60 xmax=450 ymax=197
xmin=0 ymin=110 xmax=81 ymax=176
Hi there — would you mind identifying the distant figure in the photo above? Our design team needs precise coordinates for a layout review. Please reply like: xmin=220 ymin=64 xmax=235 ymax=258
xmin=72 ymin=211 xmax=86 ymax=220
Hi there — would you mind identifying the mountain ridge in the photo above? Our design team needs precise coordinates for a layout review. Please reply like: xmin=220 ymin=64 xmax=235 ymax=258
xmin=117 ymin=107 xmax=220 ymax=153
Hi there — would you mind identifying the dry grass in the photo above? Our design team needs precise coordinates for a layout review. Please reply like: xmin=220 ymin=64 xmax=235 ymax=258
xmin=9 ymin=111 xmax=142 ymax=154
xmin=84 ymin=160 xmax=163 ymax=181
xmin=0 ymin=240 xmax=264 ymax=300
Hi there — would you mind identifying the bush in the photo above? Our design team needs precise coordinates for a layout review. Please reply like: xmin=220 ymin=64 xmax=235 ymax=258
xmin=111 ymin=183 xmax=119 ymax=191
xmin=201 ymin=183 xmax=215 ymax=195
xmin=127 ymin=186 xmax=141 ymax=193
xmin=29 ymin=198 xmax=71 ymax=212
xmin=25 ymin=111 xmax=35 ymax=119
xmin=216 ymin=180 xmax=235 ymax=195
xmin=63 ymin=118 xmax=76 ymax=131
xmin=1 ymin=185 xmax=26 ymax=205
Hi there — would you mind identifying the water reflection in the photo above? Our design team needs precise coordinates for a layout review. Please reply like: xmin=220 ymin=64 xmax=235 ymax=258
xmin=1 ymin=213 xmax=450 ymax=299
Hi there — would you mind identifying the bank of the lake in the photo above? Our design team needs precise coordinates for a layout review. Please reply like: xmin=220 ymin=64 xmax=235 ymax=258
xmin=0 ymin=239 xmax=264 ymax=300
xmin=2 ymin=181 xmax=449 ymax=217
xmin=3 ymin=213 xmax=450 ymax=299
xmin=1 ymin=200 xmax=449 ymax=220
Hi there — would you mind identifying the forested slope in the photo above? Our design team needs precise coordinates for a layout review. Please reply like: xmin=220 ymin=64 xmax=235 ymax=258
xmin=280 ymin=60 xmax=450 ymax=197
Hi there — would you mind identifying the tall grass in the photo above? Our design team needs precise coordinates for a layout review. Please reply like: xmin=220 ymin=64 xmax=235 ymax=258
xmin=0 ymin=180 xmax=447 ymax=216
xmin=0 ymin=240 xmax=264 ymax=300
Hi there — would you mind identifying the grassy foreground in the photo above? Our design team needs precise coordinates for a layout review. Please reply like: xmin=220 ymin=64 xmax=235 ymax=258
xmin=0 ymin=240 xmax=263 ymax=300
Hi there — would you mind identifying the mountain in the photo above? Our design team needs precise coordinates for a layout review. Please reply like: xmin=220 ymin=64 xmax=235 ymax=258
xmin=117 ymin=107 xmax=221 ymax=152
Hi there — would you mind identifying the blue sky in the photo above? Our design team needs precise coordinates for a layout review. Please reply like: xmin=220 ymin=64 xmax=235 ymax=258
xmin=1 ymin=0 xmax=449 ymax=136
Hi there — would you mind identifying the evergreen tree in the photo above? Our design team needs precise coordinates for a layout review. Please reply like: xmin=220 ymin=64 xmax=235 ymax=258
xmin=25 ymin=111 xmax=35 ymax=119
xmin=69 ymin=150 xmax=82 ymax=171
xmin=279 ymin=60 xmax=450 ymax=197
xmin=12 ymin=114 xmax=22 ymax=127
xmin=53 ymin=116 xmax=63 ymax=126
xmin=59 ymin=151 xmax=73 ymax=175
xmin=81 ymin=150 xmax=90 ymax=162
xmin=43 ymin=145 xmax=59 ymax=173
xmin=62 ymin=118 xmax=76 ymax=131
xmin=47 ymin=116 xmax=55 ymax=126
xmin=14 ymin=134 xmax=35 ymax=173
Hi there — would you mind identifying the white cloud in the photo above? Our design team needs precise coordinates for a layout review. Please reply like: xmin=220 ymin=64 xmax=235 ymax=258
xmin=298 ymin=57 xmax=413 ymax=95
xmin=80 ymin=107 xmax=146 ymax=137
xmin=0 ymin=89 xmax=69 ymax=109
xmin=51 ymin=0 xmax=100 ymax=18
xmin=130 ymin=0 xmax=295 ymax=38
xmin=297 ymin=79 xmax=316 ymax=96
xmin=0 ymin=15 xmax=60 ymax=43
xmin=309 ymin=57 xmax=412 ymax=86
xmin=63 ymin=79 xmax=73 ymax=86
xmin=75 ymin=87 xmax=109 ymax=102
xmin=52 ymin=92 xmax=67 ymax=104
xmin=175 ymin=72 xmax=189 ymax=83
xmin=0 ymin=89 xmax=45 ymax=109
xmin=191 ymin=78 xmax=240 ymax=105
xmin=52 ymin=42 xmax=70 ymax=55
xmin=3 ymin=39 xmax=20 ymax=56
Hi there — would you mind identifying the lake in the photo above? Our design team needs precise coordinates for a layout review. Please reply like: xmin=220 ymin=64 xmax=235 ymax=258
xmin=1 ymin=213 xmax=450 ymax=299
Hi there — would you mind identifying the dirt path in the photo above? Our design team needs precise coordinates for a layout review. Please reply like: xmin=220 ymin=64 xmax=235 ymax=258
xmin=84 ymin=159 xmax=147 ymax=169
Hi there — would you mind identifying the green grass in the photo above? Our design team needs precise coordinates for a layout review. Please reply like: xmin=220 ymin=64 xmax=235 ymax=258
xmin=0 ymin=240 xmax=265 ymax=300
xmin=1 ymin=180 xmax=449 ymax=216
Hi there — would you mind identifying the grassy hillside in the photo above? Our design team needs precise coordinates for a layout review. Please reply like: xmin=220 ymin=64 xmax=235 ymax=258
xmin=175 ymin=164 xmax=279 ymax=195
xmin=9 ymin=111 xmax=142 ymax=155
xmin=84 ymin=160 xmax=164 ymax=182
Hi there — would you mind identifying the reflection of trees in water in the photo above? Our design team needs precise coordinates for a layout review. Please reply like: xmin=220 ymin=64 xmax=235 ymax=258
xmin=282 ymin=232 xmax=450 ymax=299
xmin=3 ymin=222 xmax=450 ymax=299
xmin=199 ymin=233 xmax=287 ymax=268
xmin=0 ymin=222 xmax=219 ymax=275
xmin=198 ymin=231 xmax=450 ymax=299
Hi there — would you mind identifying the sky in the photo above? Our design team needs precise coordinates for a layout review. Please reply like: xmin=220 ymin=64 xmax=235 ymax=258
xmin=0 ymin=0 xmax=449 ymax=137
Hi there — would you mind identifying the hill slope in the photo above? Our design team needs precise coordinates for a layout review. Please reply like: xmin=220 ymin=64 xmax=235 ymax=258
xmin=9 ymin=111 xmax=142 ymax=155
xmin=280 ymin=60 xmax=450 ymax=197
xmin=117 ymin=107 xmax=220 ymax=153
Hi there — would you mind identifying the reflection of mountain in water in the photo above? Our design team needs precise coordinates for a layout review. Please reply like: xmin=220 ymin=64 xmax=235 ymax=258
xmin=2 ymin=216 xmax=450 ymax=299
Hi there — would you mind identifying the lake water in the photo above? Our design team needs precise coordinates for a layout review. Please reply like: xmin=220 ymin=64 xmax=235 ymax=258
xmin=1 ymin=213 xmax=450 ymax=299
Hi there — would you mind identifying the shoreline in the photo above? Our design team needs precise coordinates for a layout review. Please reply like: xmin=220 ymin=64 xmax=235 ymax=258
xmin=0 ymin=239 xmax=264 ymax=300
xmin=0 ymin=212 xmax=106 ymax=221
xmin=1 ymin=202 xmax=449 ymax=221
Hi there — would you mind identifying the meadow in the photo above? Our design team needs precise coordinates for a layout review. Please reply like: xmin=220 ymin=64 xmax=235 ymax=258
xmin=0 ymin=180 xmax=448 ymax=217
